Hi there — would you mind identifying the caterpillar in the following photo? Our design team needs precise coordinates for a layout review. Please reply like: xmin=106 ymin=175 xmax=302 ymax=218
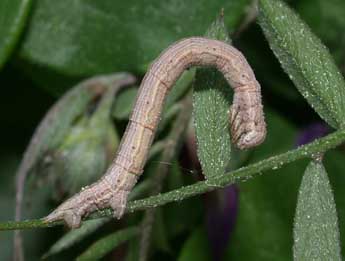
xmin=44 ymin=37 xmax=266 ymax=228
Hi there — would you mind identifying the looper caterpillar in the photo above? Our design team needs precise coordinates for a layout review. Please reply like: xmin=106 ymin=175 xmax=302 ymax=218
xmin=44 ymin=37 xmax=266 ymax=228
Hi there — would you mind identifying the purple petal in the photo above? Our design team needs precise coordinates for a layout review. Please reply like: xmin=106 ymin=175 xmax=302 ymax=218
xmin=205 ymin=185 xmax=238 ymax=261
xmin=296 ymin=122 xmax=330 ymax=146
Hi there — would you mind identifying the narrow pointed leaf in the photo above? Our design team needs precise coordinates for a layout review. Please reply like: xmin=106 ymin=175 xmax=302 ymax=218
xmin=76 ymin=227 xmax=139 ymax=261
xmin=258 ymin=0 xmax=345 ymax=129
xmin=193 ymin=16 xmax=232 ymax=179
xmin=294 ymin=160 xmax=341 ymax=260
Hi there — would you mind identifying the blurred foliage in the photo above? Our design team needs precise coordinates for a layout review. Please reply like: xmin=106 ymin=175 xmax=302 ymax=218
xmin=17 ymin=0 xmax=250 ymax=94
xmin=0 ymin=0 xmax=32 ymax=69
xmin=1 ymin=0 xmax=345 ymax=260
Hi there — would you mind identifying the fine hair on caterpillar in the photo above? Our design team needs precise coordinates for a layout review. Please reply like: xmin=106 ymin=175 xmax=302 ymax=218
xmin=44 ymin=37 xmax=266 ymax=228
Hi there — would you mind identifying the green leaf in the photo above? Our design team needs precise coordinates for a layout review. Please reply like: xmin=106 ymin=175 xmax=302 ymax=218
xmin=258 ymin=0 xmax=345 ymax=129
xmin=193 ymin=16 xmax=232 ymax=179
xmin=296 ymin=0 xmax=345 ymax=66
xmin=19 ymin=0 xmax=250 ymax=78
xmin=324 ymin=151 xmax=345 ymax=260
xmin=0 ymin=0 xmax=32 ymax=69
xmin=177 ymin=226 xmax=212 ymax=261
xmin=76 ymin=227 xmax=138 ymax=261
xmin=293 ymin=160 xmax=341 ymax=260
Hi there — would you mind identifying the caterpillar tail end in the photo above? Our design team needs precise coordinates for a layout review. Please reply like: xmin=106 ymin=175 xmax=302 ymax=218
xmin=42 ymin=205 xmax=82 ymax=229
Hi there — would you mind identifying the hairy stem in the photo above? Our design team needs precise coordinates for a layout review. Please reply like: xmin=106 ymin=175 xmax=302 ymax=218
xmin=2 ymin=128 xmax=344 ymax=231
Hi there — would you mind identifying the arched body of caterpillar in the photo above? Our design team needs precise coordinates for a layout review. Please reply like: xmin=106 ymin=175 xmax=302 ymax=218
xmin=44 ymin=37 xmax=266 ymax=228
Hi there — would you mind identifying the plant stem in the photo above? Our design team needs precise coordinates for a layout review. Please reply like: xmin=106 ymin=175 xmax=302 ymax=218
xmin=2 ymin=128 xmax=345 ymax=231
